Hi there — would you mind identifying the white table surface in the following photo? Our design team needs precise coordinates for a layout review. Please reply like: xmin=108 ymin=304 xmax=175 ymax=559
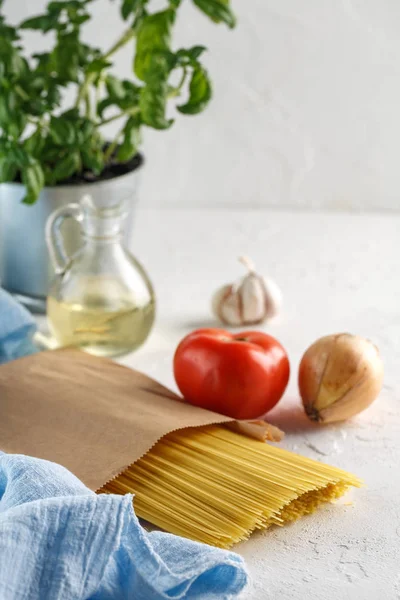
xmin=42 ymin=208 xmax=400 ymax=599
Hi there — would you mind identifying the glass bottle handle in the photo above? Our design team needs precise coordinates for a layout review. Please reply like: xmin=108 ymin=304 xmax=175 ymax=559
xmin=45 ymin=203 xmax=83 ymax=275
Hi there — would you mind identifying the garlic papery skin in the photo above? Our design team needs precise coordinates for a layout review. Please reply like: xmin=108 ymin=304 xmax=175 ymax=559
xmin=212 ymin=257 xmax=282 ymax=326
xmin=212 ymin=284 xmax=243 ymax=326
xmin=299 ymin=333 xmax=384 ymax=423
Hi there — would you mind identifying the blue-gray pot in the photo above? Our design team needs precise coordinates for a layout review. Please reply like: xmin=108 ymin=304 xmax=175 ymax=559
xmin=0 ymin=165 xmax=142 ymax=312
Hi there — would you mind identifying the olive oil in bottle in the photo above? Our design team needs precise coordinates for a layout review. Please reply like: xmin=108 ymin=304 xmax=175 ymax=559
xmin=47 ymin=279 xmax=155 ymax=357
xmin=46 ymin=195 xmax=155 ymax=357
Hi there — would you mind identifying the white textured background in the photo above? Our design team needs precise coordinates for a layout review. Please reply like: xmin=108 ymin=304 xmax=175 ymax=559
xmin=5 ymin=0 xmax=400 ymax=210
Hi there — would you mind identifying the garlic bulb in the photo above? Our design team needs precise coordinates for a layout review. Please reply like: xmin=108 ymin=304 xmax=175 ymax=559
xmin=299 ymin=333 xmax=384 ymax=423
xmin=212 ymin=257 xmax=281 ymax=326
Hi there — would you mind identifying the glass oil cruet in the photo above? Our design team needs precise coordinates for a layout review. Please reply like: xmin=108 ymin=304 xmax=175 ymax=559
xmin=45 ymin=194 xmax=155 ymax=357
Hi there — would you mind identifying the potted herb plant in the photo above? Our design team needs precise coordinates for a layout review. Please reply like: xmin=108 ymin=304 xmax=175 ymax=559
xmin=0 ymin=0 xmax=235 ymax=310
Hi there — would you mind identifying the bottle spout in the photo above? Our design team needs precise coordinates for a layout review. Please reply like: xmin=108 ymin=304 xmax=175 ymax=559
xmin=79 ymin=194 xmax=128 ymax=239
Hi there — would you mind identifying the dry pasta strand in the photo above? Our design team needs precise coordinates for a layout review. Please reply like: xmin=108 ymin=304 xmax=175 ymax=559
xmin=98 ymin=425 xmax=362 ymax=549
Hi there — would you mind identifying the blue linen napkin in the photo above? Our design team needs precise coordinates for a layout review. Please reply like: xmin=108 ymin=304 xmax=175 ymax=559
xmin=0 ymin=288 xmax=38 ymax=363
xmin=0 ymin=290 xmax=249 ymax=598
xmin=0 ymin=453 xmax=248 ymax=600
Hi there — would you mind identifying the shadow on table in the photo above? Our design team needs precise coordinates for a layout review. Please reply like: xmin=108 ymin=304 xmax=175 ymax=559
xmin=179 ymin=318 xmax=222 ymax=331
xmin=266 ymin=398 xmax=321 ymax=434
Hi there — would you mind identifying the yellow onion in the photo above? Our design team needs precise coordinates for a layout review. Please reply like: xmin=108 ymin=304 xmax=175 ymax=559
xmin=299 ymin=333 xmax=384 ymax=423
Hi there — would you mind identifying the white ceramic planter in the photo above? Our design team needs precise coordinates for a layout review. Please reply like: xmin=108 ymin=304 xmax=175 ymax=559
xmin=0 ymin=163 xmax=142 ymax=312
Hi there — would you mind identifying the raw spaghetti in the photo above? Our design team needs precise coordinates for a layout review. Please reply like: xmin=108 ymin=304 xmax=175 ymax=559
xmin=99 ymin=425 xmax=362 ymax=548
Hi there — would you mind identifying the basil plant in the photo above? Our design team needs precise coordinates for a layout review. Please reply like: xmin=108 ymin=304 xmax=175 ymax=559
xmin=0 ymin=0 xmax=235 ymax=203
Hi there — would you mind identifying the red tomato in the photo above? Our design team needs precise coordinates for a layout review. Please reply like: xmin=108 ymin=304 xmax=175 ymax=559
xmin=173 ymin=328 xmax=290 ymax=420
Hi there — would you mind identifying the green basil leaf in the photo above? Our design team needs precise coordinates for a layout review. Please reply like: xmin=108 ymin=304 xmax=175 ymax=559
xmin=14 ymin=84 xmax=29 ymax=102
xmin=117 ymin=116 xmax=141 ymax=162
xmin=47 ymin=1 xmax=63 ymax=13
xmin=32 ymin=52 xmax=51 ymax=72
xmin=134 ymin=9 xmax=175 ymax=82
xmin=0 ymin=19 xmax=19 ymax=42
xmin=139 ymin=79 xmax=173 ymax=130
xmin=21 ymin=160 xmax=45 ymax=205
xmin=136 ymin=51 xmax=176 ymax=85
xmin=193 ymin=0 xmax=236 ymax=28
xmin=0 ymin=156 xmax=17 ymax=182
xmin=178 ymin=64 xmax=212 ymax=114
xmin=0 ymin=91 xmax=26 ymax=137
xmin=61 ymin=108 xmax=80 ymax=120
xmin=8 ymin=52 xmax=29 ymax=78
xmin=46 ymin=84 xmax=62 ymax=109
xmin=41 ymin=145 xmax=64 ymax=164
xmin=122 ymin=80 xmax=140 ymax=94
xmin=79 ymin=119 xmax=95 ymax=141
xmin=24 ymin=129 xmax=45 ymax=157
xmin=86 ymin=58 xmax=112 ymax=74
xmin=8 ymin=145 xmax=29 ymax=167
xmin=98 ymin=80 xmax=140 ymax=117
xmin=52 ymin=32 xmax=81 ymax=82
xmin=20 ymin=15 xmax=58 ymax=32
xmin=176 ymin=45 xmax=206 ymax=64
xmin=119 ymin=83 xmax=140 ymax=109
xmin=0 ymin=95 xmax=10 ymax=127
xmin=29 ymin=75 xmax=46 ymax=90
xmin=121 ymin=0 xmax=141 ymax=20
xmin=47 ymin=150 xmax=81 ymax=185
xmin=7 ymin=118 xmax=27 ymax=139
xmin=26 ymin=99 xmax=47 ymax=117
xmin=71 ymin=14 xmax=91 ymax=26
xmin=48 ymin=1 xmax=85 ymax=13
xmin=105 ymin=75 xmax=125 ymax=100
xmin=97 ymin=97 xmax=115 ymax=118
xmin=50 ymin=117 xmax=77 ymax=146
xmin=80 ymin=43 xmax=102 ymax=65
xmin=81 ymin=147 xmax=104 ymax=175
xmin=47 ymin=0 xmax=92 ymax=14
xmin=132 ymin=7 xmax=147 ymax=33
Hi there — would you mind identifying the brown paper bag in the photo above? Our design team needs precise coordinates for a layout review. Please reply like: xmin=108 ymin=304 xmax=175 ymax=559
xmin=0 ymin=349 xmax=280 ymax=490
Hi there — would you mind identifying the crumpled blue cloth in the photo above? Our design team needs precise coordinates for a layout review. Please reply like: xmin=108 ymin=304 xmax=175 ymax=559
xmin=0 ymin=453 xmax=248 ymax=600
xmin=0 ymin=288 xmax=38 ymax=363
